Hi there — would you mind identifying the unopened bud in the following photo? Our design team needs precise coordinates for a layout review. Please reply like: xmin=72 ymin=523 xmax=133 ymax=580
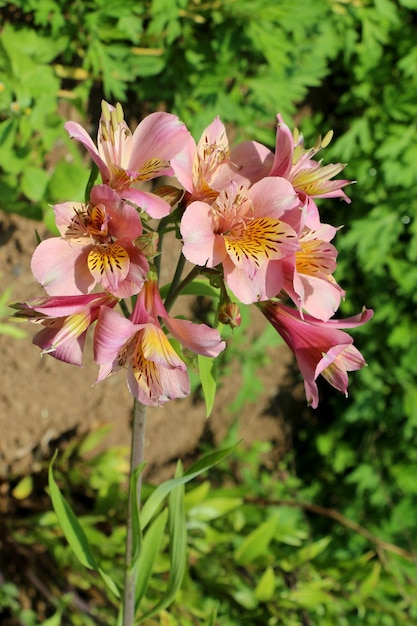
xmin=153 ymin=185 xmax=184 ymax=208
xmin=218 ymin=302 xmax=241 ymax=328
xmin=135 ymin=231 xmax=159 ymax=259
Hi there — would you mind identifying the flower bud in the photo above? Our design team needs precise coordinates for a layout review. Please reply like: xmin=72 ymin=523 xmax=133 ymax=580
xmin=218 ymin=301 xmax=241 ymax=328
xmin=153 ymin=185 xmax=184 ymax=208
xmin=135 ymin=231 xmax=159 ymax=259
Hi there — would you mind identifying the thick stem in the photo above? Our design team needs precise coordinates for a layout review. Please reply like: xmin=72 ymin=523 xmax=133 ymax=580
xmin=122 ymin=399 xmax=147 ymax=626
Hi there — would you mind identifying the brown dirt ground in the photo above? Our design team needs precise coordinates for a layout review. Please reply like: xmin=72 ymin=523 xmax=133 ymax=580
xmin=0 ymin=211 xmax=305 ymax=482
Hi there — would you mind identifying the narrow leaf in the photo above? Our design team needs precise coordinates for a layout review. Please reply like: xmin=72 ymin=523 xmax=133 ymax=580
xmin=235 ymin=516 xmax=278 ymax=565
xmin=291 ymin=536 xmax=331 ymax=566
xmin=138 ymin=463 xmax=186 ymax=622
xmin=48 ymin=451 xmax=98 ymax=571
xmin=140 ymin=443 xmax=239 ymax=529
xmin=135 ymin=509 xmax=168 ymax=608
xmin=254 ymin=566 xmax=276 ymax=602
xmin=48 ymin=451 xmax=121 ymax=598
xmin=198 ymin=355 xmax=217 ymax=417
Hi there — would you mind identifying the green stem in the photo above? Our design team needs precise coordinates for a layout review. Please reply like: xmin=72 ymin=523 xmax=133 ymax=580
xmin=164 ymin=264 xmax=202 ymax=313
xmin=164 ymin=252 xmax=186 ymax=304
xmin=122 ymin=399 xmax=147 ymax=626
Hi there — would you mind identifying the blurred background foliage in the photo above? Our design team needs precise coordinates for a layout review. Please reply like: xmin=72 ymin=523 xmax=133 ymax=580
xmin=1 ymin=0 xmax=417 ymax=623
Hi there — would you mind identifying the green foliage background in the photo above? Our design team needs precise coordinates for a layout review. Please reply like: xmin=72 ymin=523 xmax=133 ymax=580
xmin=1 ymin=0 xmax=417 ymax=623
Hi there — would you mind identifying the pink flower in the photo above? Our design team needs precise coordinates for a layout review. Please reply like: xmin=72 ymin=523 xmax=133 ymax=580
xmin=258 ymin=301 xmax=373 ymax=408
xmin=231 ymin=114 xmax=352 ymax=229
xmin=31 ymin=185 xmax=148 ymax=298
xmin=180 ymin=177 xmax=300 ymax=304
xmin=282 ymin=222 xmax=345 ymax=321
xmin=94 ymin=273 xmax=225 ymax=405
xmin=11 ymin=293 xmax=118 ymax=366
xmin=270 ymin=115 xmax=351 ymax=203
xmin=65 ymin=101 xmax=190 ymax=218
xmin=171 ymin=117 xmax=262 ymax=206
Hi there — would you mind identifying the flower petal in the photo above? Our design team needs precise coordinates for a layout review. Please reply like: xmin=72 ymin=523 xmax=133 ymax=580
xmin=31 ymin=238 xmax=94 ymax=295
xmin=65 ymin=121 xmax=110 ymax=183
xmin=164 ymin=317 xmax=226 ymax=357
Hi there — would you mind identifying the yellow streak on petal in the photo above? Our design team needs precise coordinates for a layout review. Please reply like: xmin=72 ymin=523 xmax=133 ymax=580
xmin=137 ymin=158 xmax=170 ymax=181
xmin=296 ymin=239 xmax=336 ymax=276
xmin=224 ymin=218 xmax=296 ymax=269
xmin=132 ymin=340 xmax=162 ymax=400
xmin=88 ymin=244 xmax=129 ymax=280
xmin=87 ymin=204 xmax=107 ymax=237
xmin=142 ymin=325 xmax=184 ymax=369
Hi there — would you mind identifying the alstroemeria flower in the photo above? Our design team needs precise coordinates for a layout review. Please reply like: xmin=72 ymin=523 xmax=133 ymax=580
xmin=282 ymin=223 xmax=345 ymax=321
xmin=171 ymin=117 xmax=262 ymax=206
xmin=181 ymin=177 xmax=300 ymax=304
xmin=94 ymin=273 xmax=225 ymax=405
xmin=259 ymin=301 xmax=373 ymax=408
xmin=11 ymin=292 xmax=118 ymax=366
xmin=65 ymin=101 xmax=190 ymax=218
xmin=31 ymin=185 xmax=148 ymax=298
xmin=270 ymin=115 xmax=351 ymax=200
xmin=231 ymin=114 xmax=352 ymax=228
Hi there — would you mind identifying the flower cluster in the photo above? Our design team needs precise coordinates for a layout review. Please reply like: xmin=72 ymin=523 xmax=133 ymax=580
xmin=13 ymin=102 xmax=372 ymax=408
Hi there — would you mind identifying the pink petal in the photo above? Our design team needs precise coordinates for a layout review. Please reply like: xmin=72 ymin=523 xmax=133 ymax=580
xmin=126 ymin=363 xmax=190 ymax=406
xmin=249 ymin=177 xmax=299 ymax=218
xmin=224 ymin=258 xmax=284 ymax=304
xmin=20 ymin=293 xmax=117 ymax=318
xmin=270 ymin=114 xmax=295 ymax=179
xmin=121 ymin=188 xmax=172 ymax=219
xmin=164 ymin=317 xmax=226 ymax=357
xmin=170 ymin=135 xmax=197 ymax=193
xmin=109 ymin=244 xmax=148 ymax=298
xmin=180 ymin=201 xmax=226 ymax=267
xmin=65 ymin=121 xmax=110 ymax=183
xmin=128 ymin=112 xmax=189 ymax=172
xmin=293 ymin=274 xmax=344 ymax=321
xmin=31 ymin=238 xmax=94 ymax=295
xmin=94 ymin=306 xmax=136 ymax=365
xmin=34 ymin=326 xmax=86 ymax=366
xmin=229 ymin=140 xmax=274 ymax=186
xmin=53 ymin=201 xmax=84 ymax=237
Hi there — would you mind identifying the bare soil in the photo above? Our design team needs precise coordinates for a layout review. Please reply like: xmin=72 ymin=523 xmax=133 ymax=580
xmin=0 ymin=211 xmax=305 ymax=482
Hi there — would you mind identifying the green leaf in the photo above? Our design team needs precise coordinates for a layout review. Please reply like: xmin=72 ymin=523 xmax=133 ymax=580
xmin=77 ymin=424 xmax=113 ymax=456
xmin=235 ymin=516 xmax=278 ymax=565
xmin=188 ymin=496 xmax=243 ymax=521
xmin=254 ymin=566 xmax=276 ymax=602
xmin=137 ymin=462 xmax=187 ymax=622
xmin=48 ymin=451 xmax=121 ymax=598
xmin=140 ymin=443 xmax=239 ymax=529
xmin=135 ymin=509 xmax=168 ymax=608
xmin=134 ymin=55 xmax=166 ymax=77
xmin=0 ymin=322 xmax=27 ymax=339
xmin=159 ymin=279 xmax=219 ymax=300
xmin=48 ymin=451 xmax=98 ymax=571
xmin=20 ymin=165 xmax=50 ymax=202
xmin=287 ymin=584 xmax=332 ymax=609
xmin=290 ymin=536 xmax=331 ymax=566
xmin=84 ymin=162 xmax=99 ymax=203
xmin=198 ymin=355 xmax=217 ymax=417
xmin=358 ymin=562 xmax=382 ymax=601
